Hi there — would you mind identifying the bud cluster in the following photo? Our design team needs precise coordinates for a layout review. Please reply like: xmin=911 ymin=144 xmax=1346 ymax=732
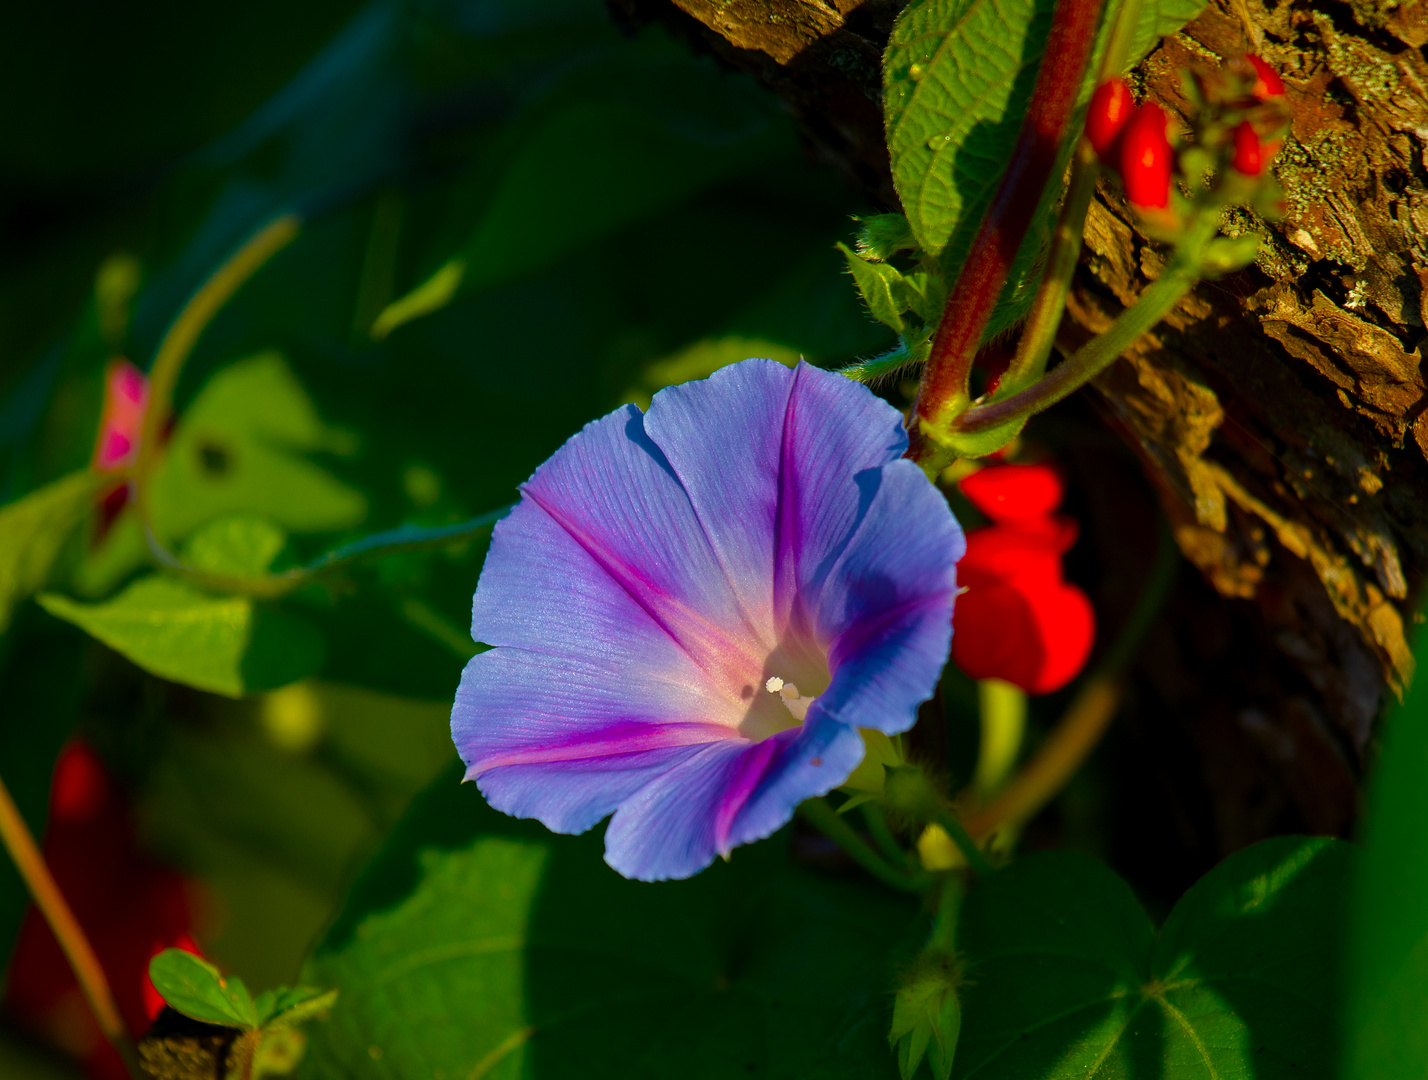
xmin=1083 ymin=54 xmax=1291 ymax=240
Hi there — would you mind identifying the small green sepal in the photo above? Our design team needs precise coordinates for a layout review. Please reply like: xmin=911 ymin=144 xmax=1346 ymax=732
xmin=148 ymin=949 xmax=261 ymax=1030
xmin=853 ymin=213 xmax=919 ymax=261
xmin=890 ymin=948 xmax=962 ymax=1080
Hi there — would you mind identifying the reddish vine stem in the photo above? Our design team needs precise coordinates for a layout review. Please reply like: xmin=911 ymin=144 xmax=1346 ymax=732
xmin=908 ymin=0 xmax=1108 ymax=461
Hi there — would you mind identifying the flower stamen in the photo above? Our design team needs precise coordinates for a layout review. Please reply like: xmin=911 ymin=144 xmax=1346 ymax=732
xmin=765 ymin=676 xmax=816 ymax=722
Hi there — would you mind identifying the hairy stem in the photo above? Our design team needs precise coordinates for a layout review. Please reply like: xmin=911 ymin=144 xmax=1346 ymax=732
xmin=799 ymin=797 xmax=929 ymax=894
xmin=965 ymin=520 xmax=1178 ymax=839
xmin=929 ymin=874 xmax=965 ymax=951
xmin=952 ymin=262 xmax=1197 ymax=435
xmin=998 ymin=145 xmax=1100 ymax=392
xmin=908 ymin=0 xmax=1107 ymax=460
xmin=0 ymin=772 xmax=141 ymax=1079
xmin=995 ymin=0 xmax=1144 ymax=393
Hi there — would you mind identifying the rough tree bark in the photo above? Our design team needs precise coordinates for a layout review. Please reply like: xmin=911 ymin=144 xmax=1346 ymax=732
xmin=611 ymin=0 xmax=1428 ymax=879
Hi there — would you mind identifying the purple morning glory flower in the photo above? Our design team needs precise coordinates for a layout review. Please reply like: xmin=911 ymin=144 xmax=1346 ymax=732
xmin=451 ymin=359 xmax=964 ymax=881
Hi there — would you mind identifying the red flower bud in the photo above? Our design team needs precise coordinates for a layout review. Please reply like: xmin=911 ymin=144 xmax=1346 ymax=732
xmin=1245 ymin=54 xmax=1284 ymax=100
xmin=1231 ymin=120 xmax=1264 ymax=176
xmin=1085 ymin=78 xmax=1135 ymax=160
xmin=1118 ymin=102 xmax=1172 ymax=209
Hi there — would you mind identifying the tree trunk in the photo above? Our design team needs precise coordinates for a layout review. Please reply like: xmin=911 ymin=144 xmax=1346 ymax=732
xmin=609 ymin=0 xmax=1428 ymax=882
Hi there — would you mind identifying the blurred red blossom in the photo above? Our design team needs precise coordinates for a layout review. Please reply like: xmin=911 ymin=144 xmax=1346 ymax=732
xmin=951 ymin=463 xmax=1096 ymax=694
xmin=3 ymin=739 xmax=202 ymax=1080
xmin=92 ymin=361 xmax=148 ymax=473
xmin=91 ymin=361 xmax=150 ymax=542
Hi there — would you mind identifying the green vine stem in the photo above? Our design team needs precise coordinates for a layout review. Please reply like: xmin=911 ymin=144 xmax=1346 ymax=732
xmin=0 ymin=771 xmax=142 ymax=1079
xmin=972 ymin=679 xmax=1028 ymax=800
xmin=862 ymin=802 xmax=912 ymax=868
xmin=995 ymin=0 xmax=1151 ymax=397
xmin=997 ymin=145 xmax=1100 ymax=396
xmin=907 ymin=0 xmax=1108 ymax=464
xmin=135 ymin=214 xmax=303 ymax=553
xmin=932 ymin=807 xmax=996 ymax=878
xmin=929 ymin=873 xmax=965 ymax=951
xmin=951 ymin=253 xmax=1200 ymax=436
xmin=798 ymin=797 xmax=931 ymax=894
xmin=155 ymin=505 xmax=514 ymax=598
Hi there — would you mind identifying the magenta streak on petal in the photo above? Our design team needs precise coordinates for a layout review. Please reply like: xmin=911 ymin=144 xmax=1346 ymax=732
xmin=467 ymin=720 xmax=736 ymax=775
xmin=771 ymin=366 xmax=810 ymax=643
xmin=521 ymin=488 xmax=768 ymax=707
xmin=826 ymin=592 xmax=957 ymax=674
xmin=712 ymin=736 xmax=780 ymax=857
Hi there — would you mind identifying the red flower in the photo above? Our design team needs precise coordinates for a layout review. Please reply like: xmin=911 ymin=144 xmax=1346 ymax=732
xmin=92 ymin=361 xmax=148 ymax=472
xmin=951 ymin=464 xmax=1095 ymax=694
xmin=1117 ymin=102 xmax=1172 ymax=210
xmin=1244 ymin=54 xmax=1284 ymax=100
xmin=4 ymin=740 xmax=200 ymax=1080
xmin=1231 ymin=120 xmax=1263 ymax=177
xmin=1085 ymin=78 xmax=1135 ymax=161
xmin=92 ymin=360 xmax=150 ymax=542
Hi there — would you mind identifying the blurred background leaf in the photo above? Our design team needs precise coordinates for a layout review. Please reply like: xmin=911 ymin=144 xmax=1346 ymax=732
xmin=0 ymin=0 xmax=892 ymax=1071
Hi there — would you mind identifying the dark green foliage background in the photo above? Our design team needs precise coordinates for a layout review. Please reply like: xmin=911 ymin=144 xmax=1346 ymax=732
xmin=0 ymin=1 xmax=894 ymax=1069
xmin=0 ymin=0 xmax=1413 ymax=1077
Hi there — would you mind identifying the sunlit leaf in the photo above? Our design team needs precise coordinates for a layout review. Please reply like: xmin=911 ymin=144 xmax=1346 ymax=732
xmin=255 ymin=986 xmax=339 ymax=1028
xmin=0 ymin=469 xmax=104 ymax=632
xmin=182 ymin=515 xmax=289 ymax=577
xmin=150 ymin=350 xmax=365 ymax=542
xmin=38 ymin=576 xmax=321 ymax=698
xmin=839 ymin=244 xmax=911 ymax=335
xmin=149 ymin=948 xmax=260 ymax=1029
xmin=884 ymin=0 xmax=1208 ymax=276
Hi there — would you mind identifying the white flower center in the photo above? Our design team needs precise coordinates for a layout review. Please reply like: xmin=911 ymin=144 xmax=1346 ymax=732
xmin=765 ymin=676 xmax=817 ymax=722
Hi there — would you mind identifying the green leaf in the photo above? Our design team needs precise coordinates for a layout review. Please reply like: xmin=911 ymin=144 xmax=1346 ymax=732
xmin=854 ymin=214 xmax=919 ymax=261
xmin=255 ymin=987 xmax=339 ymax=1028
xmin=77 ymin=352 xmax=366 ymax=598
xmin=890 ymin=951 xmax=961 ymax=1080
xmin=148 ymin=948 xmax=260 ymax=1029
xmin=884 ymin=0 xmax=1207 ymax=268
xmin=839 ymin=243 xmax=911 ymax=333
xmin=1345 ymin=624 xmax=1428 ymax=1076
xmin=953 ymin=837 xmax=1353 ymax=1078
xmin=150 ymin=351 xmax=366 ymax=543
xmin=302 ymin=768 xmax=914 ymax=1079
xmin=182 ymin=515 xmax=288 ymax=577
xmin=38 ymin=576 xmax=321 ymax=698
xmin=0 ymin=470 xmax=105 ymax=633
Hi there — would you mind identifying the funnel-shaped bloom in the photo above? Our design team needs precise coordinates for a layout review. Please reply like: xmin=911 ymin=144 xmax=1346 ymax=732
xmin=452 ymin=359 xmax=963 ymax=880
